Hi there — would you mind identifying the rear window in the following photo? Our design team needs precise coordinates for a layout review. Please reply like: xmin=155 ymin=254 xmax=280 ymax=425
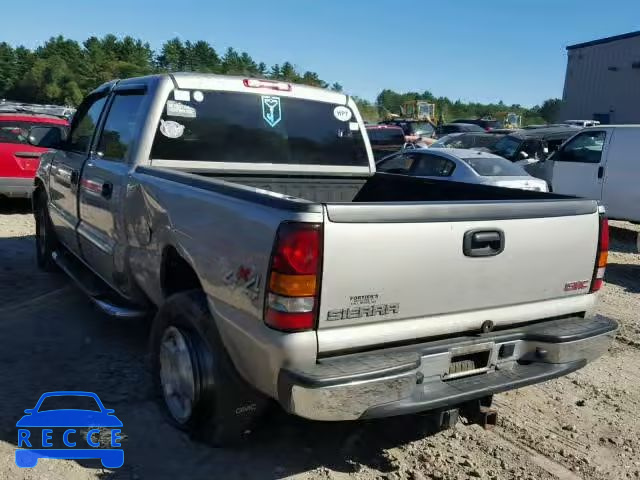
xmin=150 ymin=91 xmax=368 ymax=167
xmin=463 ymin=156 xmax=526 ymax=176
xmin=490 ymin=135 xmax=522 ymax=159
xmin=366 ymin=128 xmax=405 ymax=144
xmin=0 ymin=121 xmax=66 ymax=147
xmin=409 ymin=122 xmax=435 ymax=136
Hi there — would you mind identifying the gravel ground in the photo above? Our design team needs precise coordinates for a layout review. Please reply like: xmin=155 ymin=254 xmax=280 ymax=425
xmin=0 ymin=197 xmax=638 ymax=480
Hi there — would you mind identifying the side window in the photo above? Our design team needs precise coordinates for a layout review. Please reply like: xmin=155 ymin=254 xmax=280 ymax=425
xmin=67 ymin=95 xmax=108 ymax=153
xmin=377 ymin=153 xmax=414 ymax=173
xmin=96 ymin=93 xmax=146 ymax=162
xmin=521 ymin=139 xmax=544 ymax=159
xmin=411 ymin=154 xmax=456 ymax=177
xmin=557 ymin=131 xmax=606 ymax=163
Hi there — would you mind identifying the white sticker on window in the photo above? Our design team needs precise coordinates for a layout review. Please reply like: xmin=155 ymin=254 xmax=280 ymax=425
xmin=193 ymin=90 xmax=204 ymax=102
xmin=349 ymin=121 xmax=359 ymax=131
xmin=173 ymin=89 xmax=190 ymax=101
xmin=159 ymin=119 xmax=185 ymax=139
xmin=333 ymin=106 xmax=352 ymax=122
xmin=166 ymin=100 xmax=196 ymax=118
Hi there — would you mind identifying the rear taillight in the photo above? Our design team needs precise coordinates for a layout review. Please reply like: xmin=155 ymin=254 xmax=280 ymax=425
xmin=264 ymin=223 xmax=322 ymax=332
xmin=590 ymin=214 xmax=609 ymax=293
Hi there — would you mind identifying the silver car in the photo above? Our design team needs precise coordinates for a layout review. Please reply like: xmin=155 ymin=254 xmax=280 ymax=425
xmin=376 ymin=148 xmax=549 ymax=191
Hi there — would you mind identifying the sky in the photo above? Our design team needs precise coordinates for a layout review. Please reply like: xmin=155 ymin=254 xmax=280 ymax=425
xmin=2 ymin=0 xmax=639 ymax=107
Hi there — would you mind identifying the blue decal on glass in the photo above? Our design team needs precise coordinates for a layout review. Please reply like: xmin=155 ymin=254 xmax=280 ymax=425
xmin=261 ymin=96 xmax=282 ymax=127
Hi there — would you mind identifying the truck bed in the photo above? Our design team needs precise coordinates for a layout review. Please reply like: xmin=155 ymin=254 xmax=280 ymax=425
xmin=186 ymin=170 xmax=568 ymax=204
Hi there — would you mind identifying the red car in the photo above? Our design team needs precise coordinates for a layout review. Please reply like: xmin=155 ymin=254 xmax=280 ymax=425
xmin=0 ymin=113 xmax=69 ymax=198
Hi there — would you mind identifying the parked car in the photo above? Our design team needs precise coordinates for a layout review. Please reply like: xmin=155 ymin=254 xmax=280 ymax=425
xmin=33 ymin=73 xmax=614 ymax=445
xmin=377 ymin=148 xmax=549 ymax=191
xmin=547 ymin=125 xmax=640 ymax=222
xmin=430 ymin=132 xmax=505 ymax=150
xmin=489 ymin=126 xmax=581 ymax=165
xmin=451 ymin=118 xmax=502 ymax=131
xmin=0 ymin=113 xmax=69 ymax=198
xmin=366 ymin=124 xmax=409 ymax=160
xmin=435 ymin=123 xmax=486 ymax=138
xmin=379 ymin=119 xmax=436 ymax=145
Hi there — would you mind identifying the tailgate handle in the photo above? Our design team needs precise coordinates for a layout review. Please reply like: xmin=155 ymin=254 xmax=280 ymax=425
xmin=464 ymin=229 xmax=504 ymax=257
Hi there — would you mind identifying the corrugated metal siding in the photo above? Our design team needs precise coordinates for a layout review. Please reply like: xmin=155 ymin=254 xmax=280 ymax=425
xmin=562 ymin=36 xmax=640 ymax=123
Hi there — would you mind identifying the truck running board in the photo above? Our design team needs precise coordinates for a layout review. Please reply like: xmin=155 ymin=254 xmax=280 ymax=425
xmin=52 ymin=251 xmax=149 ymax=319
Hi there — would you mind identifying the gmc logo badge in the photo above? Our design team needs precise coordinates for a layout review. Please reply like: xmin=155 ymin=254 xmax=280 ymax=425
xmin=564 ymin=280 xmax=589 ymax=292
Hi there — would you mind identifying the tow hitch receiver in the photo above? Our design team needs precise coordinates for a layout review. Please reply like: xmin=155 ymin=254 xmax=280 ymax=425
xmin=461 ymin=397 xmax=498 ymax=430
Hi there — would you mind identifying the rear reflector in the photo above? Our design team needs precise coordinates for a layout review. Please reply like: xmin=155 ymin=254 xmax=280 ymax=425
xmin=265 ymin=309 xmax=314 ymax=332
xmin=243 ymin=78 xmax=292 ymax=91
xmin=590 ymin=215 xmax=608 ymax=293
xmin=264 ymin=223 xmax=322 ymax=332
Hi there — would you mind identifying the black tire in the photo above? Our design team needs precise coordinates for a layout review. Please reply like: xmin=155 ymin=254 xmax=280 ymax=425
xmin=34 ymin=191 xmax=59 ymax=272
xmin=149 ymin=290 xmax=268 ymax=447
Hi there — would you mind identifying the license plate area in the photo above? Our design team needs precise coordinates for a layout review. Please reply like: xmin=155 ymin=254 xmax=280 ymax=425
xmin=443 ymin=343 xmax=494 ymax=381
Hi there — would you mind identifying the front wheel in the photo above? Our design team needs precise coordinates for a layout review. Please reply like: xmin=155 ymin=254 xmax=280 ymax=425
xmin=149 ymin=290 xmax=268 ymax=446
xmin=34 ymin=192 xmax=58 ymax=271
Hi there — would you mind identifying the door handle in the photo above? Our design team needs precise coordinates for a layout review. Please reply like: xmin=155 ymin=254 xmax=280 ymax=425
xmin=463 ymin=229 xmax=505 ymax=257
xmin=101 ymin=182 xmax=113 ymax=199
xmin=597 ymin=166 xmax=604 ymax=179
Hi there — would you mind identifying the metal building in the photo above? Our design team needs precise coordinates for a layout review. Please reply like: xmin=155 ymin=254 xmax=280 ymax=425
xmin=561 ymin=31 xmax=640 ymax=124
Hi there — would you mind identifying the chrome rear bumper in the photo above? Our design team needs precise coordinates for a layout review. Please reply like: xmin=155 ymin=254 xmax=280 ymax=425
xmin=278 ymin=315 xmax=617 ymax=421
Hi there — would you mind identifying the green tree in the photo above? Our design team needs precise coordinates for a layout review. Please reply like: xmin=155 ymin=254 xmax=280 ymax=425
xmin=538 ymin=98 xmax=563 ymax=123
xmin=157 ymin=37 xmax=186 ymax=71
xmin=0 ymin=42 xmax=16 ymax=97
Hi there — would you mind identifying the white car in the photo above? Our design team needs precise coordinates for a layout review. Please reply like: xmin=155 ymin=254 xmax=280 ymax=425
xmin=376 ymin=148 xmax=549 ymax=191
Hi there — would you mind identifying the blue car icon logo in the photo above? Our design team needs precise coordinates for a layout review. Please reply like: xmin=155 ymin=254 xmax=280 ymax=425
xmin=16 ymin=391 xmax=124 ymax=468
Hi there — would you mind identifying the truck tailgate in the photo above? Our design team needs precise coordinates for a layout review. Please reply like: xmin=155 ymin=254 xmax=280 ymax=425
xmin=317 ymin=200 xmax=600 ymax=353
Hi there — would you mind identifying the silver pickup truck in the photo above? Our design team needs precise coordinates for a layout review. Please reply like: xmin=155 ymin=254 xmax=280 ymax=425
xmin=33 ymin=73 xmax=616 ymax=445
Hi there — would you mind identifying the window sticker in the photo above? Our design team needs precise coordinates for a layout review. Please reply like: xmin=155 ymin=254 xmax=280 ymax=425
xmin=173 ymin=90 xmax=190 ymax=101
xmin=193 ymin=91 xmax=204 ymax=102
xmin=333 ymin=106 xmax=352 ymax=122
xmin=159 ymin=119 xmax=185 ymax=139
xmin=166 ymin=100 xmax=196 ymax=118
xmin=261 ymin=96 xmax=282 ymax=128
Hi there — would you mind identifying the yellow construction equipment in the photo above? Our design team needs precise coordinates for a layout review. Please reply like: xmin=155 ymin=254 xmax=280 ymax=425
xmin=401 ymin=100 xmax=436 ymax=122
xmin=494 ymin=112 xmax=522 ymax=129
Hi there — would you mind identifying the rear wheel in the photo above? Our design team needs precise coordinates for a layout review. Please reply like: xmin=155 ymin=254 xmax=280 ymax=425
xmin=150 ymin=290 xmax=268 ymax=446
xmin=34 ymin=191 xmax=58 ymax=271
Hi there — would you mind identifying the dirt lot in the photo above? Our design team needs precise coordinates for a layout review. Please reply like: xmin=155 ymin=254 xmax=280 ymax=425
xmin=0 ymin=198 xmax=638 ymax=480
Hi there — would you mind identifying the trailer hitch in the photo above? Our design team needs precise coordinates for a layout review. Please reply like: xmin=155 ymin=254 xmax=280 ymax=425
xmin=461 ymin=396 xmax=498 ymax=430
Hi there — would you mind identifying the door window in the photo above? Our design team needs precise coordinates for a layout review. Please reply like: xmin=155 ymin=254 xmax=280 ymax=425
xmin=96 ymin=93 xmax=147 ymax=162
xmin=67 ymin=95 xmax=108 ymax=154
xmin=376 ymin=153 xmax=414 ymax=173
xmin=557 ymin=131 xmax=606 ymax=163
xmin=411 ymin=154 xmax=456 ymax=177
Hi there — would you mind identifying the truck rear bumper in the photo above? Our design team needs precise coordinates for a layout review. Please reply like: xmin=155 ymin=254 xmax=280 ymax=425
xmin=278 ymin=315 xmax=617 ymax=421
xmin=0 ymin=177 xmax=34 ymax=198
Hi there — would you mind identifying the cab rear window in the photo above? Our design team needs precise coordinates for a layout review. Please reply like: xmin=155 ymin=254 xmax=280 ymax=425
xmin=150 ymin=91 xmax=368 ymax=167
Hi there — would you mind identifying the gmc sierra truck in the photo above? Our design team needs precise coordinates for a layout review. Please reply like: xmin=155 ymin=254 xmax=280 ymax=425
xmin=33 ymin=73 xmax=616 ymax=445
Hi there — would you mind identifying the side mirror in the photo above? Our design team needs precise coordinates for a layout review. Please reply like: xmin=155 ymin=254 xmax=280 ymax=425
xmin=543 ymin=147 xmax=549 ymax=155
xmin=23 ymin=409 xmax=34 ymax=414
xmin=519 ymin=151 xmax=529 ymax=159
